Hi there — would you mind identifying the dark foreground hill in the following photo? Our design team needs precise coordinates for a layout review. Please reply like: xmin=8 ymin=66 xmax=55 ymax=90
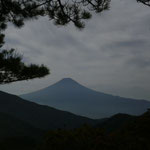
xmin=0 ymin=91 xmax=96 ymax=130
xmin=0 ymin=111 xmax=44 ymax=150
xmin=0 ymin=112 xmax=42 ymax=139
xmin=21 ymin=78 xmax=150 ymax=118
xmin=38 ymin=110 xmax=150 ymax=150
xmin=96 ymin=113 xmax=135 ymax=133
xmin=108 ymin=110 xmax=150 ymax=150
xmin=1 ymin=111 xmax=149 ymax=150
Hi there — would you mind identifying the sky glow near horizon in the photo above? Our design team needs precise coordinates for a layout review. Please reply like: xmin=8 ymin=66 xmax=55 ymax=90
xmin=0 ymin=0 xmax=150 ymax=100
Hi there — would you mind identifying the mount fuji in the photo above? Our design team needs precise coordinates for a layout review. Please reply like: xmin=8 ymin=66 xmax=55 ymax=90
xmin=21 ymin=78 xmax=150 ymax=118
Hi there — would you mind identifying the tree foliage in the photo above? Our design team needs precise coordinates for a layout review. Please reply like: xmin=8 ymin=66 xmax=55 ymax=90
xmin=37 ymin=112 xmax=150 ymax=150
xmin=0 ymin=49 xmax=49 ymax=84
xmin=0 ymin=0 xmax=148 ymax=84
xmin=0 ymin=0 xmax=110 ymax=84
xmin=0 ymin=0 xmax=110 ymax=29
xmin=137 ymin=0 xmax=150 ymax=6
xmin=37 ymin=125 xmax=110 ymax=150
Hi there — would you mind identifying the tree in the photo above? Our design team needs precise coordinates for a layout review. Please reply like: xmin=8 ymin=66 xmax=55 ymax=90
xmin=0 ymin=0 xmax=110 ymax=84
xmin=137 ymin=0 xmax=150 ymax=6
xmin=0 ymin=49 xmax=49 ymax=84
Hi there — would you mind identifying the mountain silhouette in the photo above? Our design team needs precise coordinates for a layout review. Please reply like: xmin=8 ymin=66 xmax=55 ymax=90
xmin=0 ymin=90 xmax=96 ymax=130
xmin=21 ymin=78 xmax=150 ymax=118
xmin=0 ymin=112 xmax=42 ymax=139
xmin=96 ymin=113 xmax=135 ymax=133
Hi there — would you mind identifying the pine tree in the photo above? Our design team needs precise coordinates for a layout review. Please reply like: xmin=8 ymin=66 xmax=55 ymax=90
xmin=137 ymin=0 xmax=150 ymax=6
xmin=0 ymin=0 xmax=110 ymax=84
xmin=0 ymin=49 xmax=49 ymax=84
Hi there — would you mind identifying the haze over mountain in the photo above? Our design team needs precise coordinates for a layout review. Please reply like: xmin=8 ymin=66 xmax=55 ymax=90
xmin=0 ymin=90 xmax=96 ymax=130
xmin=21 ymin=78 xmax=150 ymax=118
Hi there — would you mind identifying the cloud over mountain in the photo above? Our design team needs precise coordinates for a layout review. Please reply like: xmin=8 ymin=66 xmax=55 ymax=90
xmin=0 ymin=0 xmax=150 ymax=101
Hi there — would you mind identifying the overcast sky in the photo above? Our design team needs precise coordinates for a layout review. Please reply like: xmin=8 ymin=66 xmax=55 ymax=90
xmin=0 ymin=0 xmax=150 ymax=100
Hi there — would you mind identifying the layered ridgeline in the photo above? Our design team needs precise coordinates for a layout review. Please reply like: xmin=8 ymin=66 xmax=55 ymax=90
xmin=37 ymin=111 xmax=150 ymax=150
xmin=21 ymin=78 xmax=150 ymax=118
xmin=0 ymin=91 xmax=96 ymax=131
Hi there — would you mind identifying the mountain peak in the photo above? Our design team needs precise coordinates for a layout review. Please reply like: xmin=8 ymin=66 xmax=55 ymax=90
xmin=62 ymin=78 xmax=74 ymax=81
xmin=49 ymin=78 xmax=83 ymax=89
xmin=58 ymin=78 xmax=79 ymax=84
xmin=20 ymin=77 xmax=150 ymax=119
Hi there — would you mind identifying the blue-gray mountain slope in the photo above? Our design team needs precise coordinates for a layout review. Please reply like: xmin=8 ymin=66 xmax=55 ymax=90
xmin=0 ymin=90 xmax=95 ymax=130
xmin=21 ymin=78 xmax=150 ymax=118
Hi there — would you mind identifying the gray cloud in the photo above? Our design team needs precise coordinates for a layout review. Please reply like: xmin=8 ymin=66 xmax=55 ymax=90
xmin=0 ymin=0 xmax=150 ymax=101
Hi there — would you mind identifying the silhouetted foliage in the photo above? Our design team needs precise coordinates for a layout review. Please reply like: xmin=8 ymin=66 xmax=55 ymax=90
xmin=137 ymin=0 xmax=150 ymax=6
xmin=0 ymin=0 xmax=110 ymax=84
xmin=0 ymin=106 xmax=150 ymax=150
xmin=0 ymin=49 xmax=49 ymax=84
xmin=37 ymin=125 xmax=110 ymax=150
xmin=0 ymin=0 xmax=110 ymax=30
xmin=37 ymin=111 xmax=150 ymax=150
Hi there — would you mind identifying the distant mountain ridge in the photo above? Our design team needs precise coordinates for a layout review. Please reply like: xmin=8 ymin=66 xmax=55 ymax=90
xmin=0 ymin=90 xmax=96 ymax=130
xmin=0 ymin=89 xmax=150 ymax=150
xmin=21 ymin=78 xmax=150 ymax=118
